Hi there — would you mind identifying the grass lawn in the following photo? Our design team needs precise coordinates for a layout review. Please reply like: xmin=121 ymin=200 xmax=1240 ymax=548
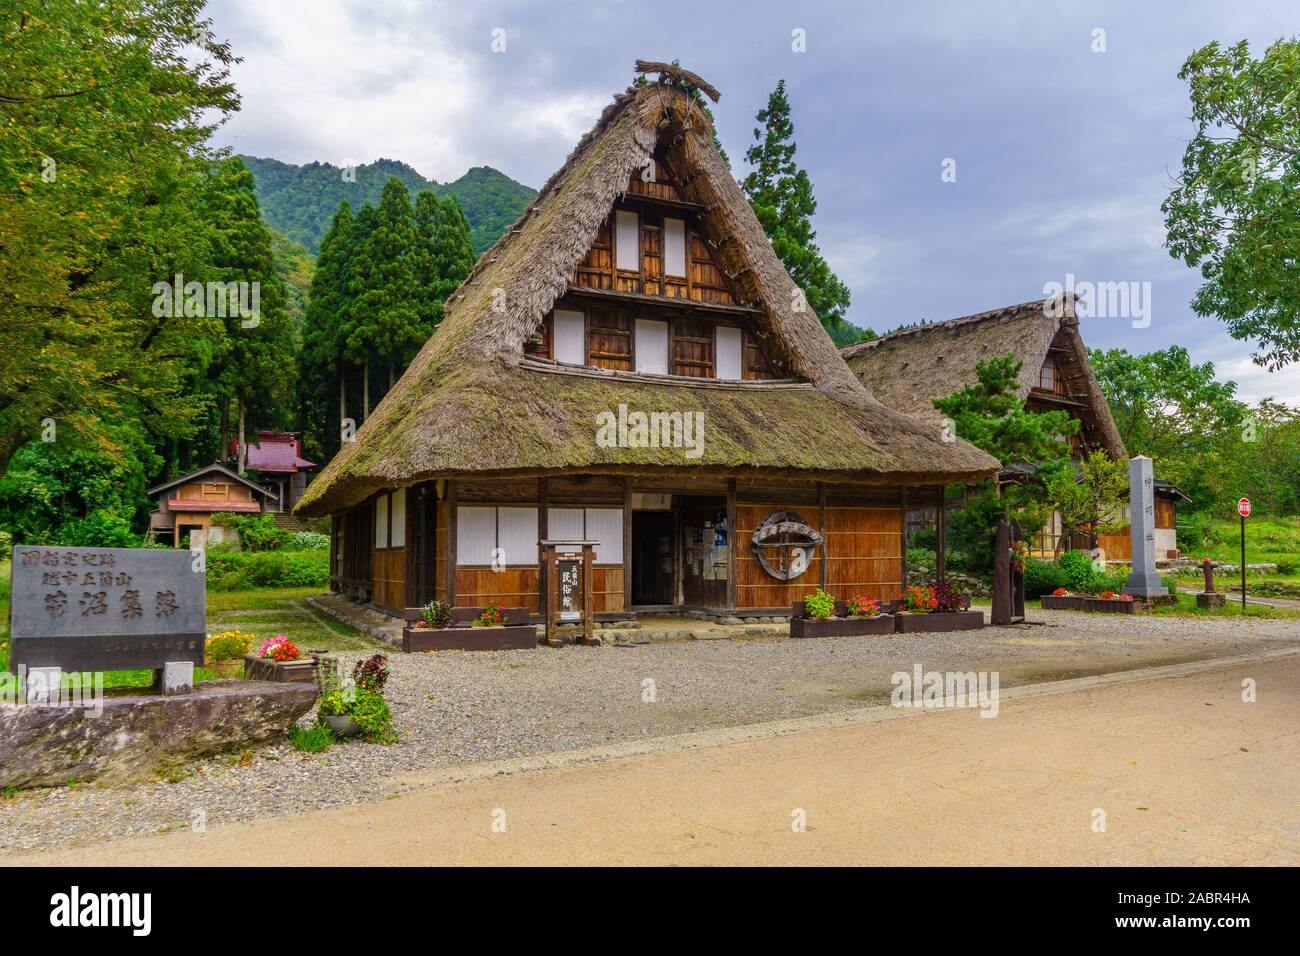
xmin=1172 ymin=515 xmax=1300 ymax=599
xmin=0 ymin=559 xmax=378 ymax=689
xmin=1032 ymin=593 xmax=1300 ymax=620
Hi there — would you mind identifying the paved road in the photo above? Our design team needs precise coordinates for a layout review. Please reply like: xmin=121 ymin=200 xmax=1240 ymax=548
xmin=16 ymin=652 xmax=1298 ymax=866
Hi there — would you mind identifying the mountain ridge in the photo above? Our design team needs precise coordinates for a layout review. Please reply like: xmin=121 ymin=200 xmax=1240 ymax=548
xmin=240 ymin=155 xmax=536 ymax=255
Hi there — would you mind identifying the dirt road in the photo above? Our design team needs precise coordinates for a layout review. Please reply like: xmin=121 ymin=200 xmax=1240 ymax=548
xmin=15 ymin=651 xmax=1298 ymax=866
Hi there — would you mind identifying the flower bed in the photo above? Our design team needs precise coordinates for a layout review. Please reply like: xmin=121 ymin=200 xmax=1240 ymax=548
xmin=893 ymin=610 xmax=985 ymax=633
xmin=1039 ymin=591 xmax=1137 ymax=614
xmin=402 ymin=604 xmax=536 ymax=653
xmin=788 ymin=592 xmax=894 ymax=639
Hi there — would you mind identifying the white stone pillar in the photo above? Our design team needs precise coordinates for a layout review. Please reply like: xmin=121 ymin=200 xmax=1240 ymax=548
xmin=1124 ymin=456 xmax=1168 ymax=596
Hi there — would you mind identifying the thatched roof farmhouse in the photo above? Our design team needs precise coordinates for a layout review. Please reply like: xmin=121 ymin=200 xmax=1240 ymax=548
xmin=299 ymin=64 xmax=1000 ymax=617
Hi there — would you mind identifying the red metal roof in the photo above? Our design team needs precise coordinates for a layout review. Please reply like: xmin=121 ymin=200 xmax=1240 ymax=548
xmin=245 ymin=432 xmax=317 ymax=473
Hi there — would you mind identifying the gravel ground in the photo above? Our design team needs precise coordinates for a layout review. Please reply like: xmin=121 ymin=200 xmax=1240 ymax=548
xmin=2 ymin=610 xmax=1296 ymax=854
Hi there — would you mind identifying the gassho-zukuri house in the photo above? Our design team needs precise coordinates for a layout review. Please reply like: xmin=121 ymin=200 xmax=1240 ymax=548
xmin=295 ymin=64 xmax=1002 ymax=619
xmin=840 ymin=298 xmax=1189 ymax=562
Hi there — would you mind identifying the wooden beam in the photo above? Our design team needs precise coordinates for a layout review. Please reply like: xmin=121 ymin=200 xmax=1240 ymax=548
xmin=726 ymin=477 xmax=737 ymax=610
xmin=623 ymin=476 xmax=633 ymax=614
xmin=403 ymin=485 xmax=417 ymax=610
xmin=538 ymin=477 xmax=548 ymax=617
xmin=818 ymin=482 xmax=827 ymax=591
xmin=935 ymin=484 xmax=946 ymax=584
xmin=445 ymin=479 xmax=458 ymax=606
xmin=900 ymin=486 xmax=909 ymax=590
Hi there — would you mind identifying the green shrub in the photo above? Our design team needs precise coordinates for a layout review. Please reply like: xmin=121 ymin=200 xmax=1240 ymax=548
xmin=318 ymin=687 xmax=393 ymax=740
xmin=804 ymin=589 xmax=836 ymax=619
xmin=1023 ymin=557 xmax=1068 ymax=597
xmin=288 ymin=724 xmax=333 ymax=753
xmin=210 ymin=512 xmax=289 ymax=552
xmin=288 ymin=530 xmax=329 ymax=550
xmin=206 ymin=549 xmax=329 ymax=590
xmin=0 ymin=530 xmax=11 ymax=561
xmin=56 ymin=510 xmax=139 ymax=548
xmin=908 ymin=527 xmax=937 ymax=550
xmin=907 ymin=547 xmax=937 ymax=573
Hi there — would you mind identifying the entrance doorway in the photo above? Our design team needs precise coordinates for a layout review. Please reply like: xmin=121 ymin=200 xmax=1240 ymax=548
xmin=679 ymin=498 xmax=728 ymax=609
xmin=631 ymin=511 xmax=675 ymax=605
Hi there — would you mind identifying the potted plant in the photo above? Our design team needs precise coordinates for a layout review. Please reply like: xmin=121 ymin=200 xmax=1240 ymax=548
xmin=472 ymin=602 xmax=506 ymax=627
xmin=846 ymin=595 xmax=883 ymax=618
xmin=204 ymin=629 xmax=253 ymax=677
xmin=243 ymin=634 xmax=318 ymax=682
xmin=414 ymin=599 xmax=453 ymax=630
xmin=317 ymin=654 xmax=395 ymax=741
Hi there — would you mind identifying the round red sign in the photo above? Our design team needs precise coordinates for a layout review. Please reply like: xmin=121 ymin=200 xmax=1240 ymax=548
xmin=1238 ymin=497 xmax=1252 ymax=517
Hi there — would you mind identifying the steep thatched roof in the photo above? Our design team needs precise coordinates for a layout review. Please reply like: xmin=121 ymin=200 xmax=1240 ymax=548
xmin=297 ymin=72 xmax=1000 ymax=517
xmin=840 ymin=296 xmax=1125 ymax=458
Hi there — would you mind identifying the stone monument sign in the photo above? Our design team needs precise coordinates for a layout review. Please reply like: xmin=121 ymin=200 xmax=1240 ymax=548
xmin=10 ymin=545 xmax=206 ymax=673
xmin=1123 ymin=456 xmax=1168 ymax=597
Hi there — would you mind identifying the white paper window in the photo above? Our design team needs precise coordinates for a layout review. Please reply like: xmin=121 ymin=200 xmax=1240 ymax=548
xmin=615 ymin=210 xmax=639 ymax=271
xmin=716 ymin=326 xmax=743 ymax=380
xmin=585 ymin=508 xmax=623 ymax=565
xmin=389 ymin=490 xmax=406 ymax=547
xmin=374 ymin=494 xmax=388 ymax=549
xmin=497 ymin=507 xmax=539 ymax=567
xmin=457 ymin=506 xmax=497 ymax=565
xmin=664 ymin=217 xmax=686 ymax=277
xmin=547 ymin=507 xmax=585 ymax=542
xmin=635 ymin=319 xmax=668 ymax=374
xmin=553 ymin=309 xmax=585 ymax=365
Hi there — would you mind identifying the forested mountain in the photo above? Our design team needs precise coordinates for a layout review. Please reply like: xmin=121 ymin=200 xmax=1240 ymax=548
xmin=240 ymin=156 xmax=535 ymax=255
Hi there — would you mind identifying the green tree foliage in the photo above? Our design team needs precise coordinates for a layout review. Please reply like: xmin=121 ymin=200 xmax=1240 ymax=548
xmin=299 ymin=201 xmax=353 ymax=462
xmin=933 ymin=354 xmax=1077 ymax=575
xmin=0 ymin=0 xmax=239 ymax=477
xmin=239 ymin=156 xmax=534 ymax=255
xmin=0 ymin=426 xmax=156 ymax=546
xmin=1045 ymin=450 xmax=1129 ymax=556
xmin=741 ymin=80 xmax=852 ymax=329
xmin=1163 ymin=38 xmax=1300 ymax=370
xmin=1090 ymin=345 xmax=1300 ymax=516
xmin=932 ymin=355 xmax=1077 ymax=468
xmin=199 ymin=157 xmax=297 ymax=468
xmin=346 ymin=178 xmax=422 ymax=410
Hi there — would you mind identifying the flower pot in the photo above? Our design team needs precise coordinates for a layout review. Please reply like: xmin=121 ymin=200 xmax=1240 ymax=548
xmin=790 ymin=615 xmax=895 ymax=639
xmin=402 ymin=624 xmax=537 ymax=652
xmin=322 ymin=715 xmax=362 ymax=738
xmin=243 ymin=653 xmax=319 ymax=682
xmin=205 ymin=658 xmax=243 ymax=677
xmin=893 ymin=610 xmax=985 ymax=633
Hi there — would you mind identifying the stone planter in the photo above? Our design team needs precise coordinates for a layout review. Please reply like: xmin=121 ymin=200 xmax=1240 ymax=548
xmin=243 ymin=654 xmax=318 ymax=683
xmin=893 ymin=610 xmax=985 ymax=633
xmin=789 ymin=615 xmax=895 ymax=639
xmin=403 ymin=625 xmax=537 ymax=653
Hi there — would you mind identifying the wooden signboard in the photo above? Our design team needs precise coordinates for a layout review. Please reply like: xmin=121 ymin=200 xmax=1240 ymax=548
xmin=541 ymin=540 xmax=595 ymax=646
xmin=10 ymin=545 xmax=206 ymax=673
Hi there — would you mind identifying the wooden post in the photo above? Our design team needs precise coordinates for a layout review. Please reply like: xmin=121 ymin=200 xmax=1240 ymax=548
xmin=935 ymin=485 xmax=946 ymax=584
xmin=726 ymin=478 xmax=738 ymax=610
xmin=403 ymin=485 xmax=417 ymax=610
xmin=991 ymin=520 xmax=1011 ymax=625
xmin=623 ymin=476 xmax=633 ymax=614
xmin=445 ymin=479 xmax=457 ymax=607
xmin=1010 ymin=519 xmax=1025 ymax=620
xmin=900 ymin=486 xmax=909 ymax=591
xmin=538 ymin=478 xmax=549 ymax=618
xmin=818 ymin=482 xmax=827 ymax=592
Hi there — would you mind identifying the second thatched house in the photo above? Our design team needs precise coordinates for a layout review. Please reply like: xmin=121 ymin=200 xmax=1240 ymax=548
xmin=295 ymin=64 xmax=1000 ymax=618
xmin=840 ymin=298 xmax=1188 ymax=560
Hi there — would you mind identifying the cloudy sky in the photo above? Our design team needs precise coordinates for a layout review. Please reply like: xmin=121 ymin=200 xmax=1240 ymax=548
xmin=206 ymin=0 xmax=1298 ymax=405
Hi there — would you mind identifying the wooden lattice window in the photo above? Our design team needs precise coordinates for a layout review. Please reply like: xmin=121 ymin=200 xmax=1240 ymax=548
xmin=588 ymin=308 xmax=632 ymax=371
xmin=672 ymin=317 xmax=714 ymax=378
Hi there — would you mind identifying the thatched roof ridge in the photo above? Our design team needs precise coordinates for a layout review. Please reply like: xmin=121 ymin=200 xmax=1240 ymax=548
xmin=297 ymin=80 xmax=1000 ymax=517
xmin=840 ymin=295 xmax=1125 ymax=458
